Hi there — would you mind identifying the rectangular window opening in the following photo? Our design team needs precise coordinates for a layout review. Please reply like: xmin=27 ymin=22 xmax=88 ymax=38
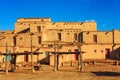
xmin=93 ymin=35 xmax=97 ymax=43
xmin=37 ymin=26 xmax=41 ymax=32
xmin=58 ymin=33 xmax=61 ymax=40
xmin=74 ymin=33 xmax=77 ymax=41
xmin=38 ymin=36 xmax=41 ymax=44
xmin=13 ymin=37 xmax=16 ymax=46
xmin=78 ymin=33 xmax=83 ymax=43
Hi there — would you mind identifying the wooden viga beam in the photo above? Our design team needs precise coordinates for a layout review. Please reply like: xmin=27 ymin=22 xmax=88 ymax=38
xmin=50 ymin=51 xmax=86 ymax=54
xmin=0 ymin=52 xmax=43 ymax=55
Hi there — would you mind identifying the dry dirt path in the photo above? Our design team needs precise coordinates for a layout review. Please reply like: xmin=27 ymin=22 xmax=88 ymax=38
xmin=0 ymin=65 xmax=120 ymax=80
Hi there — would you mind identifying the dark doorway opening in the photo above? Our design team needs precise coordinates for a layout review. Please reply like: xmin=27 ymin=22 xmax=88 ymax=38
xmin=24 ymin=51 xmax=28 ymax=62
xmin=105 ymin=48 xmax=110 ymax=59
xmin=74 ymin=49 xmax=79 ymax=60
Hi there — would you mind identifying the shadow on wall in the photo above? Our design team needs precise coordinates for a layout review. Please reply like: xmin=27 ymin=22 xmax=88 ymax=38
xmin=17 ymin=28 xmax=30 ymax=33
xmin=92 ymin=71 xmax=120 ymax=76
xmin=110 ymin=47 xmax=120 ymax=60
xmin=38 ymin=56 xmax=50 ymax=65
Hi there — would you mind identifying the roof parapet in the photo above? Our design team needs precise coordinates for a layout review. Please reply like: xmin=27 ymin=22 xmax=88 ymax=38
xmin=17 ymin=18 xmax=51 ymax=22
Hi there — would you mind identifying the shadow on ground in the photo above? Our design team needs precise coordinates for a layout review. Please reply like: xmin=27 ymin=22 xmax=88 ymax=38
xmin=92 ymin=71 xmax=120 ymax=76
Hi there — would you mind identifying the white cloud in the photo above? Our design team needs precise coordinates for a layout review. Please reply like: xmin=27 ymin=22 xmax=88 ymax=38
xmin=85 ymin=20 xmax=96 ymax=22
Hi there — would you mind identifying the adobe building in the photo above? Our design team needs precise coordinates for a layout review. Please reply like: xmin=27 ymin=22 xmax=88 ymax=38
xmin=0 ymin=18 xmax=119 ymax=67
xmin=81 ymin=30 xmax=120 ymax=60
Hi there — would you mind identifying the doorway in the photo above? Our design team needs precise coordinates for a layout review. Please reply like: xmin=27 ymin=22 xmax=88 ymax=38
xmin=105 ymin=48 xmax=110 ymax=59
xmin=74 ymin=49 xmax=79 ymax=60
xmin=24 ymin=51 xmax=28 ymax=62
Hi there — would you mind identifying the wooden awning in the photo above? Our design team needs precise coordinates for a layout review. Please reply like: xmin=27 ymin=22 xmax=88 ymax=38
xmin=0 ymin=52 xmax=43 ymax=55
xmin=46 ymin=51 xmax=86 ymax=54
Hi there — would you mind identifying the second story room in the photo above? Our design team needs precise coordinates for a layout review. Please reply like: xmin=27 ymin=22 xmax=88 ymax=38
xmin=14 ymin=18 xmax=97 ymax=34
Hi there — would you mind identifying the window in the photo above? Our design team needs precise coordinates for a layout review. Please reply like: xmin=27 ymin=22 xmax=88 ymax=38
xmin=67 ymin=33 xmax=70 ymax=35
xmin=37 ymin=26 xmax=41 ymax=32
xmin=24 ymin=51 xmax=28 ymax=62
xmin=58 ymin=33 xmax=61 ymax=40
xmin=78 ymin=33 xmax=83 ymax=43
xmin=101 ymin=50 xmax=103 ymax=53
xmin=93 ymin=35 xmax=97 ymax=43
xmin=38 ymin=36 xmax=41 ymax=44
xmin=41 ymin=19 xmax=44 ymax=22
xmin=20 ymin=38 xmax=22 ymax=40
xmin=13 ymin=37 xmax=16 ymax=46
xmin=94 ymin=50 xmax=97 ymax=52
xmin=74 ymin=33 xmax=77 ymax=40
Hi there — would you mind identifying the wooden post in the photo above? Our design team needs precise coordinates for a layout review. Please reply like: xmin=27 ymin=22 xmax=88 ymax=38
xmin=78 ymin=44 xmax=83 ymax=72
xmin=30 ymin=34 xmax=35 ymax=73
xmin=11 ymin=55 xmax=13 ymax=70
xmin=93 ymin=61 xmax=96 ymax=65
xmin=11 ymin=45 xmax=15 ymax=71
xmin=54 ymin=53 xmax=58 ymax=71
xmin=54 ymin=42 xmax=58 ymax=71
xmin=14 ymin=55 xmax=16 ymax=70
xmin=5 ymin=55 xmax=8 ymax=74
xmin=79 ymin=53 xmax=83 ymax=71
xmin=61 ymin=55 xmax=63 ymax=67
xmin=12 ymin=35 xmax=17 ymax=70
xmin=70 ymin=60 xmax=72 ymax=67
xmin=115 ymin=60 xmax=119 ymax=66
xmin=5 ymin=42 xmax=8 ymax=74
xmin=37 ymin=54 xmax=39 ymax=66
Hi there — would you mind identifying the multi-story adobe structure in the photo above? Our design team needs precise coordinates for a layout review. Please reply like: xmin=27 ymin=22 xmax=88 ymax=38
xmin=0 ymin=18 xmax=119 ymax=67
xmin=80 ymin=30 xmax=120 ymax=60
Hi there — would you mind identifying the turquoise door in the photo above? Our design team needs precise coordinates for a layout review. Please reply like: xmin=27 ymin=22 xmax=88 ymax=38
xmin=6 ymin=50 xmax=10 ymax=61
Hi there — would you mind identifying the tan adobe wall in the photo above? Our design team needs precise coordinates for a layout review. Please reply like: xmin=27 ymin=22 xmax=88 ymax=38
xmin=0 ymin=47 xmax=48 ymax=63
xmin=16 ymin=34 xmax=31 ymax=47
xmin=16 ymin=33 xmax=42 ymax=47
xmin=81 ymin=44 xmax=112 ymax=60
xmin=113 ymin=30 xmax=120 ymax=43
xmin=2 ymin=18 xmax=120 ymax=65
xmin=30 ymin=22 xmax=48 ymax=33
xmin=15 ymin=18 xmax=96 ymax=33
xmin=50 ymin=45 xmax=78 ymax=66
xmin=0 ymin=54 xmax=46 ymax=63
xmin=0 ymin=47 xmax=14 ymax=53
xmin=30 ymin=22 xmax=96 ymax=33
xmin=110 ymin=44 xmax=120 ymax=59
xmin=50 ymin=54 xmax=75 ymax=66
xmin=5 ymin=30 xmax=14 ymax=34
xmin=50 ymin=44 xmax=114 ymax=66
xmin=17 ymin=18 xmax=51 ymax=22
xmin=44 ymin=29 xmax=82 ymax=42
xmin=15 ymin=18 xmax=51 ymax=33
xmin=47 ymin=22 xmax=96 ymax=31
xmin=15 ymin=54 xmax=45 ymax=63
xmin=0 ymin=33 xmax=14 ymax=47
xmin=82 ymin=31 xmax=113 ymax=43
xmin=14 ymin=22 xmax=30 ymax=33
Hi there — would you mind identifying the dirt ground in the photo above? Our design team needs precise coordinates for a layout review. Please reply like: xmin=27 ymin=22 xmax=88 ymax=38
xmin=0 ymin=64 xmax=120 ymax=80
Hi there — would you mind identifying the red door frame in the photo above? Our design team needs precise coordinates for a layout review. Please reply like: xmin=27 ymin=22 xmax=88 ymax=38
xmin=74 ymin=49 xmax=79 ymax=60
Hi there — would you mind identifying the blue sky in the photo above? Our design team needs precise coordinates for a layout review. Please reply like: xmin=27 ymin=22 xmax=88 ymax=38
xmin=0 ymin=0 xmax=120 ymax=31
